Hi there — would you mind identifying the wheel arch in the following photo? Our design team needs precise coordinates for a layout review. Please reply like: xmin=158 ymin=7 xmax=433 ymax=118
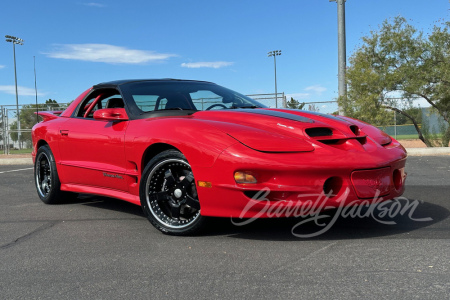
xmin=36 ymin=139 xmax=49 ymax=150
xmin=141 ymin=143 xmax=180 ymax=174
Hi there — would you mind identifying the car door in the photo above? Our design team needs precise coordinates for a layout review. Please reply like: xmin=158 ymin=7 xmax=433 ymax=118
xmin=57 ymin=88 xmax=129 ymax=192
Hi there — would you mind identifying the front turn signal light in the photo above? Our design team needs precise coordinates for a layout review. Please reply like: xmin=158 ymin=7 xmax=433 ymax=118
xmin=198 ymin=181 xmax=212 ymax=188
xmin=234 ymin=171 xmax=257 ymax=184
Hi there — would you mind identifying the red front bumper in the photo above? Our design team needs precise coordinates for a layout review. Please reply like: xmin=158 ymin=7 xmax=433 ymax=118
xmin=193 ymin=142 xmax=407 ymax=218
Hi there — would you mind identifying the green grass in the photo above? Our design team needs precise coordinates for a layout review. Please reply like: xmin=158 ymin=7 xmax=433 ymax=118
xmin=391 ymin=134 xmax=444 ymax=140
xmin=7 ymin=148 xmax=33 ymax=155
xmin=392 ymin=134 xmax=419 ymax=140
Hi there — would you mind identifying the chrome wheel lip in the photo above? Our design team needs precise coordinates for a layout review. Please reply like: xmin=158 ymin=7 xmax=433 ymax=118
xmin=145 ymin=158 xmax=200 ymax=229
xmin=36 ymin=152 xmax=51 ymax=198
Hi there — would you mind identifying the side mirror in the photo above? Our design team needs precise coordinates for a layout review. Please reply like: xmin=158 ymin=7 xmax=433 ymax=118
xmin=93 ymin=108 xmax=128 ymax=121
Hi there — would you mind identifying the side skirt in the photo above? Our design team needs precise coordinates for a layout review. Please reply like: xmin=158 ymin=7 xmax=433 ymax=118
xmin=61 ymin=183 xmax=141 ymax=206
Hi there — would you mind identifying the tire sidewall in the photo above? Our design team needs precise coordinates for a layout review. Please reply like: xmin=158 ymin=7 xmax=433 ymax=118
xmin=35 ymin=145 xmax=62 ymax=204
xmin=139 ymin=150 xmax=205 ymax=235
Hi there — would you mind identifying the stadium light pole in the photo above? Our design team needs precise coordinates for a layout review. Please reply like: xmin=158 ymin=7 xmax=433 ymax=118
xmin=268 ymin=50 xmax=281 ymax=108
xmin=34 ymin=56 xmax=39 ymax=124
xmin=5 ymin=35 xmax=24 ymax=148
xmin=330 ymin=0 xmax=347 ymax=115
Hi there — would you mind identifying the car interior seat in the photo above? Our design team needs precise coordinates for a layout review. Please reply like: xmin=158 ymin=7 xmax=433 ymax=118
xmin=106 ymin=97 xmax=125 ymax=108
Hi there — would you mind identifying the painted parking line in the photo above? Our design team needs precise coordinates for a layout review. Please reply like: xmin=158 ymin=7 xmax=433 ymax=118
xmin=0 ymin=167 xmax=34 ymax=174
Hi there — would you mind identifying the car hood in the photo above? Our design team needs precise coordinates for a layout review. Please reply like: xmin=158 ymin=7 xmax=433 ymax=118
xmin=191 ymin=108 xmax=399 ymax=153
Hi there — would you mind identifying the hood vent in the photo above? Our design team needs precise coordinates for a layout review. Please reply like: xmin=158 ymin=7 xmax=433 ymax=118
xmin=306 ymin=125 xmax=367 ymax=149
xmin=305 ymin=127 xmax=333 ymax=137
xmin=350 ymin=125 xmax=359 ymax=135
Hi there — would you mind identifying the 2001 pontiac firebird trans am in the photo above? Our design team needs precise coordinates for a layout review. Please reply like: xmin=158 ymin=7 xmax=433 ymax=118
xmin=32 ymin=79 xmax=407 ymax=235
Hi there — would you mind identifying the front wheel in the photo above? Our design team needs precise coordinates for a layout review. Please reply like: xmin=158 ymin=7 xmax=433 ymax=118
xmin=140 ymin=150 xmax=206 ymax=235
xmin=35 ymin=145 xmax=77 ymax=204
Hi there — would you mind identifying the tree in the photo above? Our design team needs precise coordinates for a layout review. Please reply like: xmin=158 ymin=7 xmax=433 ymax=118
xmin=394 ymin=107 xmax=422 ymax=125
xmin=286 ymin=97 xmax=306 ymax=109
xmin=341 ymin=16 xmax=450 ymax=147
xmin=44 ymin=99 xmax=60 ymax=109
xmin=10 ymin=99 xmax=63 ymax=148
xmin=307 ymin=104 xmax=320 ymax=112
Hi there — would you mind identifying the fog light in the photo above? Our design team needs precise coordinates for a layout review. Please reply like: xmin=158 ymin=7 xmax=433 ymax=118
xmin=234 ymin=171 xmax=257 ymax=184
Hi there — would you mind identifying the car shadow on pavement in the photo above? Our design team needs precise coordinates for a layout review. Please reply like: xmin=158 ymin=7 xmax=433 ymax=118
xmin=57 ymin=194 xmax=449 ymax=241
xmin=59 ymin=194 xmax=145 ymax=218
xmin=202 ymin=199 xmax=450 ymax=241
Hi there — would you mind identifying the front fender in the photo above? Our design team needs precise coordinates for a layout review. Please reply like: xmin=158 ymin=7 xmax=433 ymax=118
xmin=125 ymin=118 xmax=239 ymax=170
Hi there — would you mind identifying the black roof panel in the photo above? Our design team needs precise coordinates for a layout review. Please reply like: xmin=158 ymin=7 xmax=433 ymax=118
xmin=93 ymin=78 xmax=214 ymax=89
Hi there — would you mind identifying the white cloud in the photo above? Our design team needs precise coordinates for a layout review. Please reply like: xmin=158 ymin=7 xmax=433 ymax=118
xmin=305 ymin=85 xmax=327 ymax=95
xmin=82 ymin=2 xmax=105 ymax=7
xmin=45 ymin=44 xmax=176 ymax=64
xmin=0 ymin=65 xmax=5 ymax=69
xmin=0 ymin=85 xmax=45 ymax=96
xmin=181 ymin=61 xmax=234 ymax=69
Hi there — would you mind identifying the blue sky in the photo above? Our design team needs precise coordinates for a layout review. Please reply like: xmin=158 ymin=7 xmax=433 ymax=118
xmin=0 ymin=0 xmax=449 ymax=112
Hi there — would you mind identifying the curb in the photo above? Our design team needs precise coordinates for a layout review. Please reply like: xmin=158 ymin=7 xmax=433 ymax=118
xmin=1 ymin=147 xmax=450 ymax=166
xmin=406 ymin=147 xmax=450 ymax=156
xmin=0 ymin=158 xmax=33 ymax=165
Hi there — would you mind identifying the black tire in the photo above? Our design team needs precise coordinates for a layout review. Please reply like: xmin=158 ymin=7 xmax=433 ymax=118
xmin=140 ymin=150 xmax=206 ymax=235
xmin=34 ymin=145 xmax=77 ymax=204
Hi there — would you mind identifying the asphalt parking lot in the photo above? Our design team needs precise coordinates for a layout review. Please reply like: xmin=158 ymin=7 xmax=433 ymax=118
xmin=1 ymin=157 xmax=449 ymax=299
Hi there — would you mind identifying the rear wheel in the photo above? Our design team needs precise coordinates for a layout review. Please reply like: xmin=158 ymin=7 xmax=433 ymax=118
xmin=35 ymin=145 xmax=77 ymax=204
xmin=140 ymin=150 xmax=206 ymax=235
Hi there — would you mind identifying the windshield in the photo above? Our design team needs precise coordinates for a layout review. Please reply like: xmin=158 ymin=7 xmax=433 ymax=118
xmin=119 ymin=81 xmax=266 ymax=116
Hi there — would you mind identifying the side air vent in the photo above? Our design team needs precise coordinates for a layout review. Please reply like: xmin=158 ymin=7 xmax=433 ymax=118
xmin=305 ymin=127 xmax=333 ymax=137
xmin=349 ymin=125 xmax=359 ymax=135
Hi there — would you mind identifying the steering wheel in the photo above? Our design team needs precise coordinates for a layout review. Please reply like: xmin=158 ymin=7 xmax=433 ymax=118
xmin=205 ymin=103 xmax=227 ymax=110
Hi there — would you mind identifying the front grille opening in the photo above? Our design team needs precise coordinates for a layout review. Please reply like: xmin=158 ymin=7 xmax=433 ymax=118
xmin=305 ymin=127 xmax=333 ymax=137
xmin=349 ymin=125 xmax=359 ymax=135
xmin=244 ymin=190 xmax=265 ymax=199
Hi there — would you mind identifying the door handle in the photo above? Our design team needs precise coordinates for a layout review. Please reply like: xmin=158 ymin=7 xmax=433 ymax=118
xmin=60 ymin=130 xmax=69 ymax=136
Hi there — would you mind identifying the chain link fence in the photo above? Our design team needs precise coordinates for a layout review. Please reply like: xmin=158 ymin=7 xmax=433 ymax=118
xmin=246 ymin=93 xmax=287 ymax=108
xmin=376 ymin=111 xmax=420 ymax=140
xmin=1 ymin=104 xmax=69 ymax=154
xmin=370 ymin=98 xmax=447 ymax=142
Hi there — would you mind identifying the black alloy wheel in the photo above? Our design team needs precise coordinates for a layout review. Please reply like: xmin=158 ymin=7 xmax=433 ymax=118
xmin=140 ymin=150 xmax=206 ymax=235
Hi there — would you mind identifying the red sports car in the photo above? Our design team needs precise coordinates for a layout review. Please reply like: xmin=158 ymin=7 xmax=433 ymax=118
xmin=32 ymin=79 xmax=407 ymax=235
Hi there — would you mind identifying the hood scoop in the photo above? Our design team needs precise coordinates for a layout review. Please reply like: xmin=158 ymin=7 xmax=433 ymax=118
xmin=305 ymin=127 xmax=333 ymax=137
xmin=305 ymin=125 xmax=367 ymax=149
